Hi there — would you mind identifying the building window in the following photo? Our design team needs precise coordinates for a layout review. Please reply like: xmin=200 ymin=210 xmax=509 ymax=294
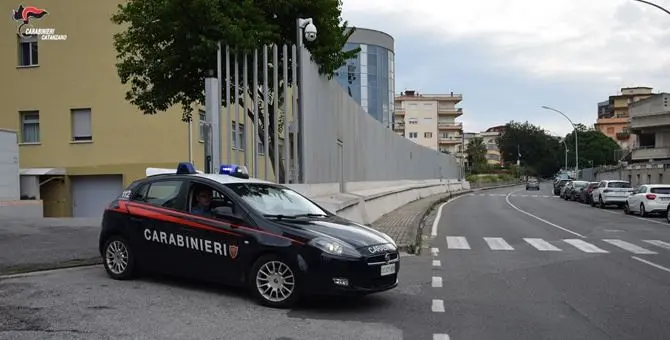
xmin=237 ymin=123 xmax=245 ymax=150
xmin=199 ymin=110 xmax=206 ymax=141
xmin=231 ymin=122 xmax=237 ymax=148
xmin=424 ymin=132 xmax=433 ymax=138
xmin=408 ymin=132 xmax=418 ymax=138
xmin=423 ymin=103 xmax=433 ymax=110
xmin=408 ymin=118 xmax=418 ymax=124
xmin=18 ymin=35 xmax=38 ymax=67
xmin=607 ymin=127 xmax=614 ymax=134
xmin=19 ymin=111 xmax=40 ymax=143
xmin=257 ymin=139 xmax=264 ymax=155
xmin=71 ymin=108 xmax=92 ymax=141
xmin=423 ymin=117 xmax=433 ymax=124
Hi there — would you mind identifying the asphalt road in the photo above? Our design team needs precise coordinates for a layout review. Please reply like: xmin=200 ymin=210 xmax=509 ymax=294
xmin=430 ymin=183 xmax=670 ymax=339
xmin=3 ymin=183 xmax=669 ymax=339
xmin=0 ymin=253 xmax=448 ymax=340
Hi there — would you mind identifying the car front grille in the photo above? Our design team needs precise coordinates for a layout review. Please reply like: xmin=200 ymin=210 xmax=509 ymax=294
xmin=366 ymin=252 xmax=399 ymax=265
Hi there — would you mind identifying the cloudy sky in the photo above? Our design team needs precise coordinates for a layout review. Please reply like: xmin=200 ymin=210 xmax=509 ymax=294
xmin=341 ymin=0 xmax=670 ymax=136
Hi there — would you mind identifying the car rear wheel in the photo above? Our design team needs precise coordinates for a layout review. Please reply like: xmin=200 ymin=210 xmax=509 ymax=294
xmin=102 ymin=236 xmax=135 ymax=280
xmin=666 ymin=206 xmax=670 ymax=223
xmin=249 ymin=254 xmax=300 ymax=309
xmin=599 ymin=196 xmax=606 ymax=209
xmin=624 ymin=202 xmax=631 ymax=215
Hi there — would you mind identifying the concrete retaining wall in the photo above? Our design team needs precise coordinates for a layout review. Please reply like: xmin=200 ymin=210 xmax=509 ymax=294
xmin=288 ymin=179 xmax=469 ymax=225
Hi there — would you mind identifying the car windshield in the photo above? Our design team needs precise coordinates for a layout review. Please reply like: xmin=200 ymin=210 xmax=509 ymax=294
xmin=650 ymin=187 xmax=670 ymax=194
xmin=607 ymin=182 xmax=631 ymax=188
xmin=573 ymin=181 xmax=588 ymax=187
xmin=225 ymin=183 xmax=328 ymax=217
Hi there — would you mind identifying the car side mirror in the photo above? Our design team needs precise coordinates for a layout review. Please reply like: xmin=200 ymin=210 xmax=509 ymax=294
xmin=212 ymin=206 xmax=242 ymax=226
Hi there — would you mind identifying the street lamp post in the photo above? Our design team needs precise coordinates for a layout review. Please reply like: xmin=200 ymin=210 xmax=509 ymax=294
xmin=632 ymin=0 xmax=670 ymax=15
xmin=560 ymin=139 xmax=568 ymax=170
xmin=542 ymin=106 xmax=579 ymax=175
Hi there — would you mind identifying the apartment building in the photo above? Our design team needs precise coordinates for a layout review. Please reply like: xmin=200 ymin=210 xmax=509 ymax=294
xmin=393 ymin=90 xmax=464 ymax=155
xmin=462 ymin=126 xmax=503 ymax=167
xmin=0 ymin=1 xmax=276 ymax=217
xmin=628 ymin=93 xmax=670 ymax=163
xmin=595 ymin=87 xmax=654 ymax=150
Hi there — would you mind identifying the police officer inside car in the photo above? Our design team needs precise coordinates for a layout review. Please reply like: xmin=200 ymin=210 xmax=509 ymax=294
xmin=191 ymin=186 xmax=213 ymax=216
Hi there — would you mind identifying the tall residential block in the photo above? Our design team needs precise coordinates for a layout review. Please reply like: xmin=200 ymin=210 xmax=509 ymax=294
xmin=595 ymin=86 xmax=653 ymax=150
xmin=393 ymin=90 xmax=464 ymax=154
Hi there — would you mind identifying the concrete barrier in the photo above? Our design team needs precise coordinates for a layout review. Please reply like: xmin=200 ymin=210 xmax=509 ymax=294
xmin=288 ymin=179 xmax=468 ymax=225
xmin=0 ymin=200 xmax=43 ymax=218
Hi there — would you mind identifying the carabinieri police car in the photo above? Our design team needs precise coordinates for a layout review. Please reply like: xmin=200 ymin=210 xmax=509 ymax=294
xmin=99 ymin=162 xmax=399 ymax=308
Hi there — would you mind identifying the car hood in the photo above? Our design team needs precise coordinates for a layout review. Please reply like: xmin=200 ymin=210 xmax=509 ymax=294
xmin=271 ymin=215 xmax=393 ymax=249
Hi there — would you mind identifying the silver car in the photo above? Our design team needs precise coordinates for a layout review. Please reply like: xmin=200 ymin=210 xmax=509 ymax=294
xmin=526 ymin=179 xmax=540 ymax=190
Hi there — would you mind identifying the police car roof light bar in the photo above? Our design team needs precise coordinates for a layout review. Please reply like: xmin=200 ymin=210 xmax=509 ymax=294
xmin=177 ymin=162 xmax=198 ymax=175
xmin=219 ymin=164 xmax=250 ymax=179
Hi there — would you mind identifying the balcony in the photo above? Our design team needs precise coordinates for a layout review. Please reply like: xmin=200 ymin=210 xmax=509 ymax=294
xmin=393 ymin=122 xmax=405 ymax=130
xmin=616 ymin=131 xmax=630 ymax=140
xmin=629 ymin=94 xmax=670 ymax=131
xmin=437 ymin=107 xmax=463 ymax=117
xmin=631 ymin=147 xmax=670 ymax=161
xmin=438 ymin=122 xmax=463 ymax=130
xmin=394 ymin=108 xmax=406 ymax=115
xmin=438 ymin=137 xmax=462 ymax=144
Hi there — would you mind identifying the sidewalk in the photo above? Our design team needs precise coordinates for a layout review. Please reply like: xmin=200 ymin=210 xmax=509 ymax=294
xmin=370 ymin=191 xmax=465 ymax=253
xmin=0 ymin=218 xmax=102 ymax=275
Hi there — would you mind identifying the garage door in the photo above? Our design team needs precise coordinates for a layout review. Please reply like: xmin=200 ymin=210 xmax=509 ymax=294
xmin=71 ymin=175 xmax=124 ymax=218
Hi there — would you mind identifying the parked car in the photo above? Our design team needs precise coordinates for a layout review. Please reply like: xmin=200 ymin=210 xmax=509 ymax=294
xmin=565 ymin=180 xmax=589 ymax=201
xmin=553 ymin=179 xmax=571 ymax=196
xmin=580 ymin=182 xmax=599 ymax=204
xmin=590 ymin=180 xmax=634 ymax=208
xmin=559 ymin=180 xmax=573 ymax=198
xmin=624 ymin=184 xmax=670 ymax=216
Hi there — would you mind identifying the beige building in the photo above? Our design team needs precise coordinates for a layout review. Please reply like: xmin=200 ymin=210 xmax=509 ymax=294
xmin=463 ymin=126 xmax=503 ymax=167
xmin=595 ymin=87 xmax=654 ymax=151
xmin=0 ymin=0 xmax=280 ymax=217
xmin=393 ymin=90 xmax=464 ymax=155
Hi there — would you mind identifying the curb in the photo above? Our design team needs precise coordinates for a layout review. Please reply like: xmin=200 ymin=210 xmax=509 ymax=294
xmin=408 ymin=189 xmax=472 ymax=255
xmin=0 ymin=257 xmax=102 ymax=277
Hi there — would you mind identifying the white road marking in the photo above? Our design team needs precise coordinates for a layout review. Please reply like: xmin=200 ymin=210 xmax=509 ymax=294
xmin=505 ymin=191 xmax=586 ymax=238
xmin=432 ymin=276 xmax=443 ymax=287
xmin=433 ymin=334 xmax=451 ymax=340
xmin=446 ymin=236 xmax=470 ymax=249
xmin=432 ymin=260 xmax=441 ymax=267
xmin=432 ymin=299 xmax=445 ymax=312
xmin=431 ymin=194 xmax=468 ymax=237
xmin=632 ymin=256 xmax=670 ymax=273
xmin=523 ymin=238 xmax=561 ymax=251
xmin=431 ymin=247 xmax=440 ymax=256
xmin=483 ymin=237 xmax=514 ymax=250
xmin=603 ymin=239 xmax=657 ymax=254
xmin=563 ymin=239 xmax=608 ymax=253
xmin=643 ymin=240 xmax=670 ymax=250
xmin=531 ymin=195 xmax=538 ymax=197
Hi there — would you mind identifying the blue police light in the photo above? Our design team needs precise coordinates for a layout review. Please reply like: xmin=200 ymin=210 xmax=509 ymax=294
xmin=219 ymin=164 xmax=250 ymax=179
xmin=176 ymin=162 xmax=197 ymax=175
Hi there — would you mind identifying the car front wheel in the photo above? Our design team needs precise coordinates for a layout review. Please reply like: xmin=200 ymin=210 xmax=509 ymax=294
xmin=102 ymin=236 xmax=135 ymax=280
xmin=249 ymin=254 xmax=300 ymax=308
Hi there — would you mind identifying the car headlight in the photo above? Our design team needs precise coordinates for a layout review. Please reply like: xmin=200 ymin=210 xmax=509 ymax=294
xmin=308 ymin=237 xmax=361 ymax=258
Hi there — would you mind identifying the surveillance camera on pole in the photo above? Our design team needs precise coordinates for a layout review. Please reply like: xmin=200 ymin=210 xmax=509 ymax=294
xmin=298 ymin=18 xmax=317 ymax=42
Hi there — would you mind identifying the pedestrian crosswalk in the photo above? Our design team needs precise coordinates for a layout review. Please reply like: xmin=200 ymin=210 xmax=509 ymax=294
xmin=443 ymin=236 xmax=670 ymax=255
xmin=469 ymin=193 xmax=557 ymax=198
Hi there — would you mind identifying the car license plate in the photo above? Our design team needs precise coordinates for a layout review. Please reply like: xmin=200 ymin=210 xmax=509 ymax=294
xmin=380 ymin=263 xmax=395 ymax=276
xmin=662 ymin=197 xmax=670 ymax=201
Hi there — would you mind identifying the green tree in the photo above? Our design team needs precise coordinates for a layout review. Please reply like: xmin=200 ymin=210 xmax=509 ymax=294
xmin=111 ymin=0 xmax=360 ymax=181
xmin=563 ymin=124 xmax=621 ymax=168
xmin=466 ymin=136 xmax=488 ymax=173
xmin=496 ymin=121 xmax=562 ymax=178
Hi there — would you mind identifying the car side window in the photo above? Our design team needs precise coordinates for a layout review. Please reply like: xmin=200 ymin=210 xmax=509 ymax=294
xmin=187 ymin=182 xmax=237 ymax=218
xmin=143 ymin=180 xmax=184 ymax=209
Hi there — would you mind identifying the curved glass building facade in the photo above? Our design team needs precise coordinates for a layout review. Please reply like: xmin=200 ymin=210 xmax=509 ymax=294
xmin=334 ymin=28 xmax=395 ymax=128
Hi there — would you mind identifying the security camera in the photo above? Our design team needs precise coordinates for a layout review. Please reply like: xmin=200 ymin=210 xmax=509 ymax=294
xmin=304 ymin=22 xmax=317 ymax=42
